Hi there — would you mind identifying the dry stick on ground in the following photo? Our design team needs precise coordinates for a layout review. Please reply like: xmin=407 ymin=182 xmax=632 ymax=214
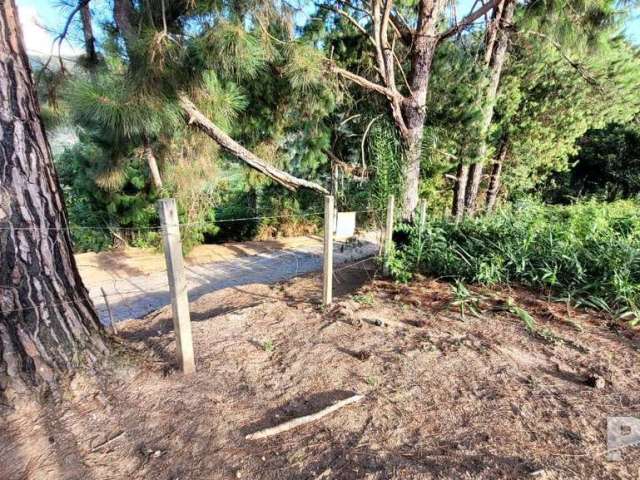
xmin=245 ymin=394 xmax=364 ymax=440
xmin=90 ymin=431 xmax=125 ymax=452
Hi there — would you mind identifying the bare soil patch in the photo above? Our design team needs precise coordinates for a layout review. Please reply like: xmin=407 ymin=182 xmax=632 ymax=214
xmin=2 ymin=264 xmax=640 ymax=479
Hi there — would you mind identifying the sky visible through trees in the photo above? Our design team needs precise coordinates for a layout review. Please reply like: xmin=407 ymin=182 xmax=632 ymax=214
xmin=18 ymin=0 xmax=640 ymax=58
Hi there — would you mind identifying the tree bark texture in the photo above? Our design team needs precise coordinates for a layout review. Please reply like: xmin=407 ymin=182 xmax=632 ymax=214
xmin=400 ymin=132 xmax=423 ymax=218
xmin=452 ymin=163 xmax=469 ymax=222
xmin=143 ymin=137 xmax=163 ymax=190
xmin=462 ymin=0 xmax=515 ymax=216
xmin=80 ymin=1 xmax=98 ymax=67
xmin=0 ymin=0 xmax=108 ymax=403
xmin=484 ymin=139 xmax=508 ymax=212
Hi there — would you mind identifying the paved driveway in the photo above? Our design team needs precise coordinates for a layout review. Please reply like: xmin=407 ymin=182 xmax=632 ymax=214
xmin=78 ymin=232 xmax=381 ymax=324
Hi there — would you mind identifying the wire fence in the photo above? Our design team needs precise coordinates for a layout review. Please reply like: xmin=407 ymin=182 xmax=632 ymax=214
xmin=2 ymin=204 xmax=388 ymax=327
xmin=0 ymin=208 xmax=383 ymax=232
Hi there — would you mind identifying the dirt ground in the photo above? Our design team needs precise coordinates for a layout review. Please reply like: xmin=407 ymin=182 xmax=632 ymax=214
xmin=2 ymin=262 xmax=640 ymax=479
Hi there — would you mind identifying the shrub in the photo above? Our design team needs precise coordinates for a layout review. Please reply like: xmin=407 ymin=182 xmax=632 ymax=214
xmin=391 ymin=199 xmax=640 ymax=324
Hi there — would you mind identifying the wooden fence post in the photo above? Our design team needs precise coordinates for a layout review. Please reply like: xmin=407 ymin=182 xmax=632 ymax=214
xmin=383 ymin=194 xmax=395 ymax=275
xmin=323 ymin=195 xmax=334 ymax=306
xmin=157 ymin=198 xmax=195 ymax=374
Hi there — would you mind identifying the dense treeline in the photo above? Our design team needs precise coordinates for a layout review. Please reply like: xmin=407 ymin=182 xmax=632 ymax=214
xmin=35 ymin=0 xmax=640 ymax=252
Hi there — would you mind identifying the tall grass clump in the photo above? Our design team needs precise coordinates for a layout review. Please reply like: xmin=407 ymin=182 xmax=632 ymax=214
xmin=391 ymin=199 xmax=640 ymax=324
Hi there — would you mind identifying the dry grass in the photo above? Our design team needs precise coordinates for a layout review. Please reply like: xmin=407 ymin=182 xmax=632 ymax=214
xmin=2 ymin=264 xmax=640 ymax=479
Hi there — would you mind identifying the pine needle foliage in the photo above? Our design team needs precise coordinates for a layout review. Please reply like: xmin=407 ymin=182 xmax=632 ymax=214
xmin=283 ymin=42 xmax=325 ymax=92
xmin=67 ymin=75 xmax=181 ymax=142
xmin=197 ymin=21 xmax=267 ymax=80
xmin=198 ymin=71 xmax=248 ymax=131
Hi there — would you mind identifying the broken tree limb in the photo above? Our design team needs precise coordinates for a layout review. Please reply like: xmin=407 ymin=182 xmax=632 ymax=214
xmin=178 ymin=95 xmax=329 ymax=194
xmin=245 ymin=393 xmax=364 ymax=440
xmin=329 ymin=66 xmax=402 ymax=102
xmin=438 ymin=0 xmax=498 ymax=42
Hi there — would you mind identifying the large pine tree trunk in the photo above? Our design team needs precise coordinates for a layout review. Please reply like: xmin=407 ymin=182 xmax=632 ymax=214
xmin=394 ymin=0 xmax=445 ymax=219
xmin=400 ymin=129 xmax=424 ymax=218
xmin=0 ymin=0 xmax=108 ymax=403
xmin=462 ymin=0 xmax=514 ymax=216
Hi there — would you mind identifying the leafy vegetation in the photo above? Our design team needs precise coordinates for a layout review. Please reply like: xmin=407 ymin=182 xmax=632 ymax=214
xmin=390 ymin=200 xmax=640 ymax=324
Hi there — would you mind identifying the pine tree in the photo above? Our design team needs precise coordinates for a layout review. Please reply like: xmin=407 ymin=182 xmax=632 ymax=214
xmin=452 ymin=0 xmax=515 ymax=220
xmin=107 ymin=0 xmax=328 ymax=194
xmin=475 ymin=0 xmax=637 ymax=212
xmin=488 ymin=34 xmax=640 ymax=205
xmin=0 ymin=0 xmax=108 ymax=403
xmin=319 ymin=0 xmax=499 ymax=218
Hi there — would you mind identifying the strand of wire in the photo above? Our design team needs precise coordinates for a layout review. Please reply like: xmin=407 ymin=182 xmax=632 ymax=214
xmin=0 ymin=208 xmax=385 ymax=232
xmin=0 ymin=247 xmax=322 ymax=315
xmin=2 ymin=245 xmax=380 ymax=316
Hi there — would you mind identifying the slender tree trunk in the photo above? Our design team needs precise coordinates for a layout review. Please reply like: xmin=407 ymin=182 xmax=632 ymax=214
xmin=396 ymin=0 xmax=444 ymax=219
xmin=143 ymin=137 xmax=163 ymax=190
xmin=400 ymin=129 xmax=424 ymax=218
xmin=80 ymin=2 xmax=98 ymax=68
xmin=463 ymin=162 xmax=484 ymax=215
xmin=485 ymin=140 xmax=508 ymax=212
xmin=460 ymin=0 xmax=515 ymax=216
xmin=457 ymin=0 xmax=514 ymax=227
xmin=113 ymin=0 xmax=136 ymax=50
xmin=452 ymin=163 xmax=469 ymax=221
xmin=0 ymin=0 xmax=108 ymax=403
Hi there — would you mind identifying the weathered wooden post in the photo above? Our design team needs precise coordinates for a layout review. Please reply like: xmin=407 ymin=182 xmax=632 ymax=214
xmin=157 ymin=198 xmax=195 ymax=374
xmin=323 ymin=195 xmax=334 ymax=306
xmin=100 ymin=287 xmax=117 ymax=335
xmin=383 ymin=194 xmax=395 ymax=275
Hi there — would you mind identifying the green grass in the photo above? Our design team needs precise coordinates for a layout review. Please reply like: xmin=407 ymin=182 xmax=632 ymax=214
xmin=262 ymin=339 xmax=275 ymax=353
xmin=391 ymin=199 xmax=640 ymax=325
xmin=352 ymin=293 xmax=375 ymax=305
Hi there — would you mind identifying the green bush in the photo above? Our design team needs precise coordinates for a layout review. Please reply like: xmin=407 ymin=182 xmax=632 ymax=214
xmin=391 ymin=199 xmax=640 ymax=324
xmin=56 ymin=138 xmax=160 ymax=252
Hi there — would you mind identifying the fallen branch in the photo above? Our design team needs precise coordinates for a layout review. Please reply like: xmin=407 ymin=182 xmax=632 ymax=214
xmin=178 ymin=95 xmax=329 ymax=194
xmin=90 ymin=430 xmax=125 ymax=452
xmin=245 ymin=393 xmax=364 ymax=440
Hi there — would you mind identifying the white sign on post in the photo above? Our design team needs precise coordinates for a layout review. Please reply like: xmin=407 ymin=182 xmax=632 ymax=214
xmin=334 ymin=211 xmax=356 ymax=238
